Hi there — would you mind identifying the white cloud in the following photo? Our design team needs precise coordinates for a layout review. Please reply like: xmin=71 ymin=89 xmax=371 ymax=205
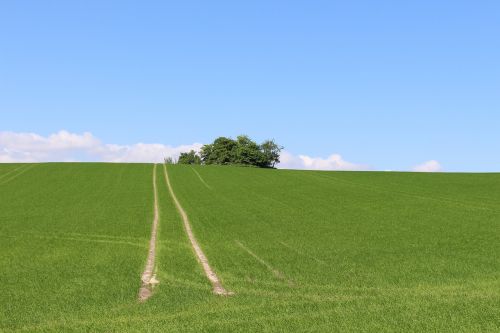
xmin=0 ymin=130 xmax=202 ymax=163
xmin=94 ymin=143 xmax=203 ymax=163
xmin=0 ymin=130 xmax=99 ymax=151
xmin=278 ymin=150 xmax=370 ymax=171
xmin=412 ymin=160 xmax=442 ymax=172
xmin=0 ymin=131 xmax=370 ymax=169
xmin=0 ymin=131 xmax=444 ymax=172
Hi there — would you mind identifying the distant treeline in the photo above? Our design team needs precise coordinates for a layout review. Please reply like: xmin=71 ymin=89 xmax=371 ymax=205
xmin=165 ymin=135 xmax=283 ymax=168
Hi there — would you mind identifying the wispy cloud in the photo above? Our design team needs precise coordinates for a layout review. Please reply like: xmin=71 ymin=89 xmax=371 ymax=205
xmin=0 ymin=130 xmax=202 ymax=163
xmin=412 ymin=160 xmax=442 ymax=172
xmin=278 ymin=151 xmax=370 ymax=171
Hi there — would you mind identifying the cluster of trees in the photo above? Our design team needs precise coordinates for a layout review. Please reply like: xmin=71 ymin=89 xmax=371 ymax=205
xmin=173 ymin=135 xmax=282 ymax=168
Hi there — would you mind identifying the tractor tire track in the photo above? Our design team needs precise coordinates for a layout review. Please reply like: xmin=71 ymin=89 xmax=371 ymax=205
xmin=138 ymin=164 xmax=160 ymax=302
xmin=190 ymin=166 xmax=211 ymax=190
xmin=0 ymin=164 xmax=37 ymax=185
xmin=0 ymin=164 xmax=30 ymax=180
xmin=235 ymin=240 xmax=291 ymax=284
xmin=163 ymin=164 xmax=233 ymax=296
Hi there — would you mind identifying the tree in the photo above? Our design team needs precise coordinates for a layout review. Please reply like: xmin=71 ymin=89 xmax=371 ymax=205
xmin=199 ymin=135 xmax=283 ymax=168
xmin=201 ymin=137 xmax=238 ymax=165
xmin=177 ymin=150 xmax=201 ymax=165
xmin=199 ymin=143 xmax=213 ymax=164
xmin=260 ymin=139 xmax=283 ymax=168
xmin=235 ymin=135 xmax=263 ymax=166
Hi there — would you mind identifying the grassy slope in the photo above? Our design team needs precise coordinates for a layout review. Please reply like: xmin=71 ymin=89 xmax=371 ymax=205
xmin=0 ymin=163 xmax=153 ymax=332
xmin=1 ymin=163 xmax=499 ymax=332
xmin=163 ymin=165 xmax=500 ymax=332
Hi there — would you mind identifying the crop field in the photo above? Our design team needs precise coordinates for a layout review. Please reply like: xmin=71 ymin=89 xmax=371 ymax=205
xmin=1 ymin=163 xmax=499 ymax=332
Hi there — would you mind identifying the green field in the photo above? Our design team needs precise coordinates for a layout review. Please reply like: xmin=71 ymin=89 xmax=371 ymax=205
xmin=1 ymin=163 xmax=499 ymax=332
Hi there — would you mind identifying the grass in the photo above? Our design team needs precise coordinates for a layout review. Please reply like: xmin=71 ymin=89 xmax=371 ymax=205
xmin=0 ymin=163 xmax=499 ymax=332
xmin=0 ymin=163 xmax=153 ymax=331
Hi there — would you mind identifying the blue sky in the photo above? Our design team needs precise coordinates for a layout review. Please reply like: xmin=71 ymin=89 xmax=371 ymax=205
xmin=1 ymin=1 xmax=499 ymax=171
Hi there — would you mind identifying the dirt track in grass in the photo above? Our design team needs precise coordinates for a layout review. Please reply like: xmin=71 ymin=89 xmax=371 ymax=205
xmin=163 ymin=164 xmax=232 ymax=296
xmin=138 ymin=164 xmax=160 ymax=302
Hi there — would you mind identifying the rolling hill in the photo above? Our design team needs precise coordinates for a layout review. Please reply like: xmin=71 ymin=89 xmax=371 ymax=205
xmin=0 ymin=163 xmax=498 ymax=332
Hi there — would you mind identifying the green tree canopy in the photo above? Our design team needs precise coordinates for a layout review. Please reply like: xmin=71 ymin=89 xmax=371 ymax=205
xmin=199 ymin=135 xmax=282 ymax=168
xmin=177 ymin=150 xmax=201 ymax=165
xmin=260 ymin=139 xmax=283 ymax=168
